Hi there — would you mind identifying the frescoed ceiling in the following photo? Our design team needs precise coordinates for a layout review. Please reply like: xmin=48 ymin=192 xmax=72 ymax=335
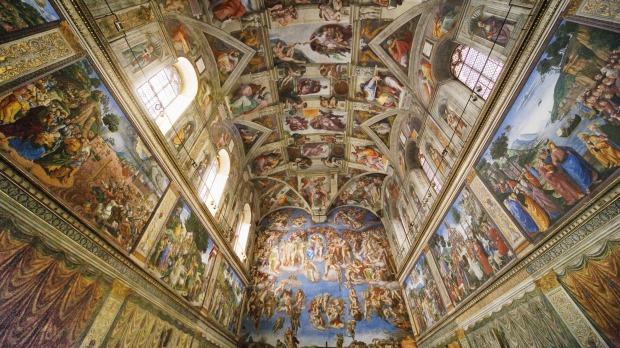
xmin=176 ymin=0 xmax=472 ymax=220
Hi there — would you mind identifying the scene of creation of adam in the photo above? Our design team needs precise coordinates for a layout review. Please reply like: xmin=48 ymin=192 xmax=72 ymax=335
xmin=242 ymin=207 xmax=413 ymax=347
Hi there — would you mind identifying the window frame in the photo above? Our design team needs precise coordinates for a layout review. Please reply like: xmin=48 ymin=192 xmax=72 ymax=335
xmin=450 ymin=45 xmax=504 ymax=100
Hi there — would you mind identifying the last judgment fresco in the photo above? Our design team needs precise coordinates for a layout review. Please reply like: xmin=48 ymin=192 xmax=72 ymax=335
xmin=242 ymin=207 xmax=413 ymax=347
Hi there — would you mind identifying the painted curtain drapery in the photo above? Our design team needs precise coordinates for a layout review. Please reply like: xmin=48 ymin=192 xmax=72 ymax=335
xmin=560 ymin=242 xmax=620 ymax=347
xmin=105 ymin=299 xmax=192 ymax=348
xmin=465 ymin=290 xmax=579 ymax=348
xmin=0 ymin=224 xmax=105 ymax=348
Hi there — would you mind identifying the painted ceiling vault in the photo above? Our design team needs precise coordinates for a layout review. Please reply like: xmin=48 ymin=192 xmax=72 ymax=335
xmin=179 ymin=0 xmax=472 ymax=222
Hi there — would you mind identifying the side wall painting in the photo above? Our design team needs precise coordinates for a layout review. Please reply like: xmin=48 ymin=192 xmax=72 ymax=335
xmin=405 ymin=254 xmax=446 ymax=334
xmin=429 ymin=187 xmax=515 ymax=306
xmin=474 ymin=21 xmax=620 ymax=243
xmin=243 ymin=207 xmax=412 ymax=347
xmin=0 ymin=0 xmax=61 ymax=37
xmin=146 ymin=198 xmax=215 ymax=308
xmin=0 ymin=58 xmax=169 ymax=252
xmin=207 ymin=258 xmax=246 ymax=335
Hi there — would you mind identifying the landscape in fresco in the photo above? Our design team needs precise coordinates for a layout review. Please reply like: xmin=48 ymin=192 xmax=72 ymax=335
xmin=0 ymin=58 xmax=169 ymax=251
xmin=475 ymin=21 xmax=620 ymax=242
xmin=242 ymin=207 xmax=413 ymax=347
xmin=146 ymin=199 xmax=215 ymax=308
xmin=429 ymin=187 xmax=515 ymax=305
xmin=208 ymin=259 xmax=245 ymax=334
xmin=405 ymin=254 xmax=446 ymax=334
xmin=0 ymin=0 xmax=60 ymax=35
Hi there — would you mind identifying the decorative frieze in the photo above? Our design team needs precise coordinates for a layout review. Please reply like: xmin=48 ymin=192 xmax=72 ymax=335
xmin=0 ymin=29 xmax=74 ymax=86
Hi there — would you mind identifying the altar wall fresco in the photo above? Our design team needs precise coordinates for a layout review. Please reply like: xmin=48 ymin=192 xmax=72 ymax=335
xmin=242 ymin=207 xmax=413 ymax=347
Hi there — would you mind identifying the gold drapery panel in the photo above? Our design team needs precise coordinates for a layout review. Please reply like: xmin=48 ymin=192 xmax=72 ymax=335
xmin=560 ymin=242 xmax=620 ymax=347
xmin=0 ymin=226 xmax=105 ymax=348
xmin=105 ymin=299 xmax=192 ymax=348
xmin=465 ymin=290 xmax=579 ymax=348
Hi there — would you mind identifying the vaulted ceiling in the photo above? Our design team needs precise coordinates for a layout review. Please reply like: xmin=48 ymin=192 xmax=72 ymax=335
xmin=186 ymin=0 xmax=473 ymax=222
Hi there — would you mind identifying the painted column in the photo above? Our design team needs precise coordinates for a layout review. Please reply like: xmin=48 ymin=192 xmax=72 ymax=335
xmin=535 ymin=271 xmax=608 ymax=348
xmin=423 ymin=246 xmax=454 ymax=311
xmin=455 ymin=328 xmax=471 ymax=348
xmin=79 ymin=280 xmax=131 ymax=348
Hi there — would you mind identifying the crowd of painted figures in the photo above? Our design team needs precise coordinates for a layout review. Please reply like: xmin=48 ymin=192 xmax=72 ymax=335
xmin=0 ymin=60 xmax=162 ymax=251
xmin=406 ymin=255 xmax=446 ymax=333
xmin=430 ymin=220 xmax=515 ymax=304
xmin=146 ymin=203 xmax=213 ymax=307
xmin=245 ymin=209 xmax=410 ymax=343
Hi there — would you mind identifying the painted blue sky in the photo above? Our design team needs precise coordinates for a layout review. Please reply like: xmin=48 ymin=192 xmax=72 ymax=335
xmin=22 ymin=0 xmax=60 ymax=22
xmin=405 ymin=254 xmax=429 ymax=292
xmin=434 ymin=191 xmax=470 ymax=242
xmin=480 ymin=20 xmax=599 ymax=162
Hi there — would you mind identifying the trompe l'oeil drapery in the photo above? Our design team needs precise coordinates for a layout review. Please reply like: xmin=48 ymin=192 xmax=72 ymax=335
xmin=465 ymin=290 xmax=579 ymax=348
xmin=105 ymin=300 xmax=192 ymax=348
xmin=0 ymin=226 xmax=105 ymax=348
xmin=560 ymin=242 xmax=620 ymax=348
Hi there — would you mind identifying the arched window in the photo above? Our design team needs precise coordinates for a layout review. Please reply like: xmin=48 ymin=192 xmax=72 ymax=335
xmin=136 ymin=57 xmax=198 ymax=134
xmin=451 ymin=45 xmax=503 ymax=99
xmin=233 ymin=203 xmax=252 ymax=261
xmin=199 ymin=149 xmax=230 ymax=214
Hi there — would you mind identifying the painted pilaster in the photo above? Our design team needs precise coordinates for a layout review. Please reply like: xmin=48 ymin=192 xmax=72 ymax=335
xmin=79 ymin=280 xmax=132 ymax=348
xmin=423 ymin=246 xmax=454 ymax=311
xmin=455 ymin=328 xmax=471 ymax=348
xmin=131 ymin=187 xmax=179 ymax=264
xmin=467 ymin=172 xmax=526 ymax=251
xmin=535 ymin=271 xmax=608 ymax=348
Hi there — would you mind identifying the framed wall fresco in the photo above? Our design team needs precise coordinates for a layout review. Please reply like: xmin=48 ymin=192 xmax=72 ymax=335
xmin=474 ymin=20 xmax=620 ymax=243
xmin=146 ymin=198 xmax=215 ymax=308
xmin=405 ymin=254 xmax=447 ymax=335
xmin=0 ymin=57 xmax=170 ymax=253
xmin=428 ymin=186 xmax=516 ymax=306
xmin=242 ymin=207 xmax=412 ymax=346
xmin=207 ymin=258 xmax=246 ymax=335
xmin=0 ymin=0 xmax=63 ymax=42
